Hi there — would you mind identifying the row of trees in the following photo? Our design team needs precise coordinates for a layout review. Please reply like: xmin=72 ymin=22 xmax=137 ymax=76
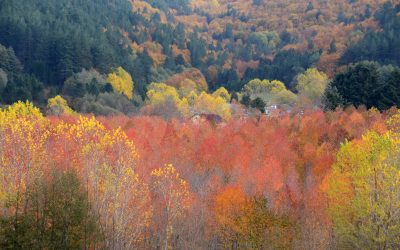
xmin=1 ymin=101 xmax=399 ymax=248
xmin=3 ymin=50 xmax=398 ymax=119
xmin=239 ymin=68 xmax=329 ymax=111
xmin=44 ymin=61 xmax=400 ymax=119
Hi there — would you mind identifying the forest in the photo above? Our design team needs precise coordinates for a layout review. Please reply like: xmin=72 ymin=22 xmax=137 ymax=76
xmin=1 ymin=101 xmax=400 ymax=249
xmin=0 ymin=0 xmax=400 ymax=249
xmin=0 ymin=0 xmax=399 ymax=114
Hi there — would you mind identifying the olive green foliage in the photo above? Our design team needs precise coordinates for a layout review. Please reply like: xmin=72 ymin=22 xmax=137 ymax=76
xmin=77 ymin=92 xmax=137 ymax=116
xmin=241 ymin=78 xmax=297 ymax=108
xmin=62 ymin=68 xmax=110 ymax=98
xmin=46 ymin=95 xmax=76 ymax=116
xmin=0 ymin=170 xmax=98 ymax=249
xmin=296 ymin=68 xmax=328 ymax=106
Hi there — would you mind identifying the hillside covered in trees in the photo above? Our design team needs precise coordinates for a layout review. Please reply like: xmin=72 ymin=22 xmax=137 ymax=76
xmin=1 ymin=1 xmax=400 ymax=249
xmin=0 ymin=0 xmax=400 ymax=115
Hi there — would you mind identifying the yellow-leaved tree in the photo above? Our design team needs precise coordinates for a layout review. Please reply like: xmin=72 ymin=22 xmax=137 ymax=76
xmin=326 ymin=130 xmax=400 ymax=249
xmin=0 ymin=101 xmax=48 ymax=228
xmin=151 ymin=164 xmax=190 ymax=250
xmin=177 ymin=79 xmax=201 ymax=97
xmin=145 ymin=83 xmax=232 ymax=120
xmin=296 ymin=68 xmax=328 ymax=106
xmin=212 ymin=87 xmax=231 ymax=102
xmin=0 ymin=101 xmax=44 ymax=125
xmin=146 ymin=82 xmax=189 ymax=119
xmin=82 ymin=127 xmax=150 ymax=249
xmin=46 ymin=95 xmax=76 ymax=116
xmin=107 ymin=67 xmax=134 ymax=99
xmin=194 ymin=91 xmax=231 ymax=120
xmin=241 ymin=79 xmax=297 ymax=106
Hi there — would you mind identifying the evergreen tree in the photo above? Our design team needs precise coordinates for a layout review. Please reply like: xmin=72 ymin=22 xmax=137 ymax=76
xmin=0 ymin=170 xmax=98 ymax=249
xmin=325 ymin=61 xmax=400 ymax=110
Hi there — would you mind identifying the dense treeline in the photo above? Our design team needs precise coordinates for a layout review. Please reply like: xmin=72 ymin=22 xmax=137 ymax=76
xmin=0 ymin=0 xmax=133 ymax=85
xmin=1 ymin=0 xmax=399 ymax=114
xmin=341 ymin=2 xmax=400 ymax=66
xmin=322 ymin=2 xmax=400 ymax=111
xmin=324 ymin=61 xmax=400 ymax=110
xmin=1 ymin=101 xmax=399 ymax=249
xmin=0 ymin=45 xmax=45 ymax=104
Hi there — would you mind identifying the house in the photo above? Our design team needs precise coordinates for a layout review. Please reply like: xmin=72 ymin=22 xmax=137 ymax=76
xmin=191 ymin=113 xmax=223 ymax=124
xmin=265 ymin=104 xmax=293 ymax=117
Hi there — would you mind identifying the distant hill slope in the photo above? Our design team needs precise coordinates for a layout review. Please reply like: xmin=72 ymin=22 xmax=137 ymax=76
xmin=0 ymin=0 xmax=398 ymax=110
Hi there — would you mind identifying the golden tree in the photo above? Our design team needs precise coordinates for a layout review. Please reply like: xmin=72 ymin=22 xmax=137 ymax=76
xmin=326 ymin=131 xmax=400 ymax=249
xmin=151 ymin=164 xmax=190 ymax=250
xmin=46 ymin=95 xmax=76 ymax=116
xmin=107 ymin=67 xmax=134 ymax=99
xmin=82 ymin=127 xmax=150 ymax=249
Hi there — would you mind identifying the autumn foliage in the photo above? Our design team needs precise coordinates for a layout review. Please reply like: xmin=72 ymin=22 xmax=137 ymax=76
xmin=0 ymin=101 xmax=397 ymax=249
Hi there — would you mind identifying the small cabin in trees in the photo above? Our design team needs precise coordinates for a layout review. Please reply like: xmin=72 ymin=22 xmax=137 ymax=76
xmin=191 ymin=113 xmax=223 ymax=124
xmin=265 ymin=104 xmax=293 ymax=117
